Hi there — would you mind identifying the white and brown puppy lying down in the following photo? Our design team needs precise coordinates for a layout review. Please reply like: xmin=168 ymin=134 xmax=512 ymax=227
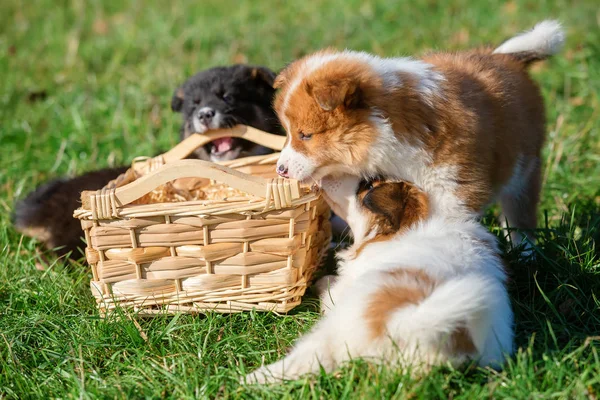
xmin=274 ymin=21 xmax=565 ymax=248
xmin=245 ymin=176 xmax=514 ymax=383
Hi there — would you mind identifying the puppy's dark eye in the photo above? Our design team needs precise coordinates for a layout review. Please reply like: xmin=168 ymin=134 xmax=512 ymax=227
xmin=193 ymin=98 xmax=201 ymax=105
xmin=222 ymin=93 xmax=234 ymax=104
xmin=358 ymin=180 xmax=374 ymax=193
xmin=299 ymin=131 xmax=313 ymax=141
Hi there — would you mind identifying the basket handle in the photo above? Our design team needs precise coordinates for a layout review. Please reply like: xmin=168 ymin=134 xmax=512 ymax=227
xmin=161 ymin=125 xmax=286 ymax=163
xmin=81 ymin=159 xmax=301 ymax=217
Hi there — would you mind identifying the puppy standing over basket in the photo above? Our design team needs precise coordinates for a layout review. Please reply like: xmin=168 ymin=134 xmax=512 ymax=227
xmin=74 ymin=128 xmax=331 ymax=315
xmin=274 ymin=21 xmax=565 ymax=250
xmin=245 ymin=175 xmax=513 ymax=383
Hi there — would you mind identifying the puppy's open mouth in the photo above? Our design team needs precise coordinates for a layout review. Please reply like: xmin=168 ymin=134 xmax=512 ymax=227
xmin=206 ymin=137 xmax=242 ymax=161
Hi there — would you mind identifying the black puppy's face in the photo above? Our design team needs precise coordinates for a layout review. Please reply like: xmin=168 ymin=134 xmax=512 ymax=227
xmin=172 ymin=65 xmax=282 ymax=162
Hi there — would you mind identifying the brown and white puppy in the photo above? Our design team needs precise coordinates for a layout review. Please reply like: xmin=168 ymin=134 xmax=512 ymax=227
xmin=274 ymin=21 xmax=565 ymax=247
xmin=245 ymin=175 xmax=513 ymax=383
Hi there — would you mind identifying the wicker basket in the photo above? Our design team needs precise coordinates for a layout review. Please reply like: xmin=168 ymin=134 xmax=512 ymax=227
xmin=74 ymin=125 xmax=331 ymax=315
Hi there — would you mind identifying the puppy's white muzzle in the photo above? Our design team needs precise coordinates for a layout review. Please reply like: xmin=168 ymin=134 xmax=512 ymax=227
xmin=276 ymin=144 xmax=316 ymax=182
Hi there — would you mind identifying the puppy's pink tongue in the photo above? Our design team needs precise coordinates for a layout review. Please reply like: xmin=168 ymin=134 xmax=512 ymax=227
xmin=213 ymin=137 xmax=233 ymax=153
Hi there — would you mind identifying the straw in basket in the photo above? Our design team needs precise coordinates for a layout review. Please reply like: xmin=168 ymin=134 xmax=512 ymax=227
xmin=74 ymin=125 xmax=331 ymax=315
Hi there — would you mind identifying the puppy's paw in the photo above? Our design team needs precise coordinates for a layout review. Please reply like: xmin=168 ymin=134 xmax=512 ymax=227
xmin=242 ymin=361 xmax=286 ymax=385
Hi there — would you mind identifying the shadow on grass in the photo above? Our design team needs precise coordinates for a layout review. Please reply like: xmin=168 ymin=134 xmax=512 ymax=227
xmin=488 ymin=198 xmax=600 ymax=354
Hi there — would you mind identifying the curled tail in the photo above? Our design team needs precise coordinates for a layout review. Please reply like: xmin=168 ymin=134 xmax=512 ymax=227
xmin=493 ymin=20 xmax=565 ymax=66
xmin=386 ymin=275 xmax=513 ymax=365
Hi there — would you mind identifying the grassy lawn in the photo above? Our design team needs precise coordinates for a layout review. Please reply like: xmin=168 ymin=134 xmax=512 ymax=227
xmin=1 ymin=0 xmax=600 ymax=398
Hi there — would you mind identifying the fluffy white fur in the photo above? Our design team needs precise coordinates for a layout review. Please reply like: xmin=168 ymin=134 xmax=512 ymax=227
xmin=365 ymin=115 xmax=469 ymax=219
xmin=344 ymin=51 xmax=444 ymax=101
xmin=277 ymin=145 xmax=318 ymax=184
xmin=493 ymin=20 xmax=565 ymax=56
xmin=244 ymin=175 xmax=514 ymax=384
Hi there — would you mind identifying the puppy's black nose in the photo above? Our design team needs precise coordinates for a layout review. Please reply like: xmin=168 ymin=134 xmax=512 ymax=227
xmin=277 ymin=164 xmax=289 ymax=178
xmin=198 ymin=108 xmax=215 ymax=123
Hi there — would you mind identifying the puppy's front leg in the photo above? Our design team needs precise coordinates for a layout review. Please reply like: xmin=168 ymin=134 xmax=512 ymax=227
xmin=244 ymin=323 xmax=335 ymax=384
xmin=314 ymin=274 xmax=340 ymax=315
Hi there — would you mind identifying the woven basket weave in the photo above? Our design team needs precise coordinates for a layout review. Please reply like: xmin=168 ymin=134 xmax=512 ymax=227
xmin=74 ymin=125 xmax=331 ymax=315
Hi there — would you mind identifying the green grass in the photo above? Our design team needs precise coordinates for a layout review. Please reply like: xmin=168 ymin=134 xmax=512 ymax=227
xmin=1 ymin=0 xmax=600 ymax=398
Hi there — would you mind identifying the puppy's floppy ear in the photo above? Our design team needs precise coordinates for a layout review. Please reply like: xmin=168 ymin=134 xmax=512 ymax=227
xmin=171 ymin=86 xmax=185 ymax=112
xmin=362 ymin=181 xmax=428 ymax=233
xmin=251 ymin=66 xmax=277 ymax=88
xmin=306 ymin=78 xmax=360 ymax=111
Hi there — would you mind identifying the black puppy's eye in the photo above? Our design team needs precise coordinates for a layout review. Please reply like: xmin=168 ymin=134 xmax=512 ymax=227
xmin=222 ymin=93 xmax=234 ymax=104
xmin=299 ymin=131 xmax=313 ymax=141
xmin=193 ymin=98 xmax=201 ymax=105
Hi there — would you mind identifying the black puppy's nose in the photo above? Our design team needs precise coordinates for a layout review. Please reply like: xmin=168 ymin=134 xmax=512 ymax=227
xmin=198 ymin=108 xmax=215 ymax=123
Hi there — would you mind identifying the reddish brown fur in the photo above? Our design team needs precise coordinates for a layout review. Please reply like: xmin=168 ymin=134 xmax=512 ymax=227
xmin=353 ymin=180 xmax=429 ymax=257
xmin=358 ymin=180 xmax=430 ymax=236
xmin=365 ymin=269 xmax=436 ymax=339
xmin=449 ymin=327 xmax=477 ymax=355
xmin=421 ymin=50 xmax=545 ymax=211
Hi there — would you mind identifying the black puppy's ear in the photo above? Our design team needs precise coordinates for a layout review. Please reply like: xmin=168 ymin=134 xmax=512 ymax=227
xmin=251 ymin=66 xmax=277 ymax=88
xmin=362 ymin=181 xmax=428 ymax=234
xmin=171 ymin=86 xmax=185 ymax=112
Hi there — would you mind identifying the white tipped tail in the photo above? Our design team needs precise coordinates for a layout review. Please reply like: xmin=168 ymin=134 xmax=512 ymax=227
xmin=385 ymin=274 xmax=514 ymax=366
xmin=387 ymin=275 xmax=494 ymax=341
xmin=493 ymin=20 xmax=565 ymax=56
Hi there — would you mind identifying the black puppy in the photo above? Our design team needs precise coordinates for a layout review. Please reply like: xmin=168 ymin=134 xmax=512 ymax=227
xmin=172 ymin=64 xmax=281 ymax=161
xmin=13 ymin=64 xmax=282 ymax=258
